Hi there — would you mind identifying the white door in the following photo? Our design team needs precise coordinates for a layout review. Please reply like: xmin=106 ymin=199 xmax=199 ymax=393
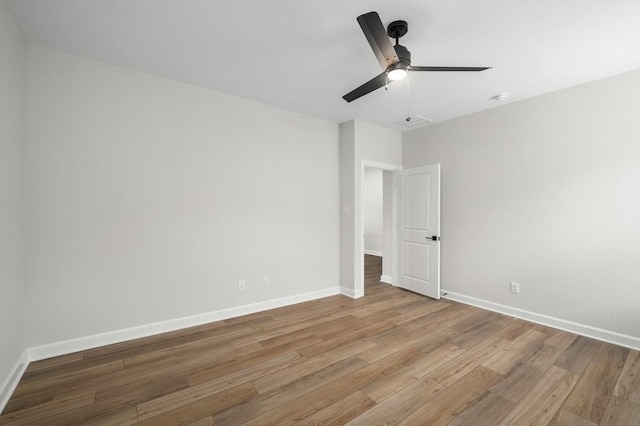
xmin=395 ymin=164 xmax=441 ymax=299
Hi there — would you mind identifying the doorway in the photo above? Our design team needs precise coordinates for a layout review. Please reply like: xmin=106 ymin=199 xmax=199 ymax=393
xmin=359 ymin=162 xmax=442 ymax=299
xmin=362 ymin=165 xmax=395 ymax=292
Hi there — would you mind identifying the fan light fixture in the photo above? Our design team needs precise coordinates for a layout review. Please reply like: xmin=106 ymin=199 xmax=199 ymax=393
xmin=387 ymin=68 xmax=407 ymax=80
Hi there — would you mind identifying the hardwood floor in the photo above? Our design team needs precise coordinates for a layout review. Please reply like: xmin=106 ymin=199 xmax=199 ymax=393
xmin=2 ymin=255 xmax=639 ymax=425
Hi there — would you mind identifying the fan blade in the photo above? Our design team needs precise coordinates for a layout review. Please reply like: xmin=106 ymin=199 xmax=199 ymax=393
xmin=343 ymin=72 xmax=390 ymax=103
xmin=357 ymin=12 xmax=399 ymax=70
xmin=409 ymin=66 xmax=491 ymax=72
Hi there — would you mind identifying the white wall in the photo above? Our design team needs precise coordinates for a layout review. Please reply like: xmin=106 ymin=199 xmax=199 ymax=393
xmin=363 ymin=168 xmax=383 ymax=255
xmin=340 ymin=120 xmax=401 ymax=297
xmin=381 ymin=171 xmax=393 ymax=281
xmin=403 ymin=69 xmax=640 ymax=341
xmin=339 ymin=121 xmax=356 ymax=295
xmin=0 ymin=0 xmax=26 ymax=403
xmin=24 ymin=46 xmax=340 ymax=347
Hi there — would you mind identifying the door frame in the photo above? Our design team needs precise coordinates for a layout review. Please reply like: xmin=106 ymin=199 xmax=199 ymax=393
xmin=358 ymin=160 xmax=402 ymax=297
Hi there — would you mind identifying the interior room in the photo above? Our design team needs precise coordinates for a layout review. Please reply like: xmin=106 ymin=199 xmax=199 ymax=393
xmin=1 ymin=0 xmax=639 ymax=424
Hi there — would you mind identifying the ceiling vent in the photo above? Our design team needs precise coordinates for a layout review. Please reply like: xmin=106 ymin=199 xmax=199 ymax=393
xmin=395 ymin=114 xmax=432 ymax=128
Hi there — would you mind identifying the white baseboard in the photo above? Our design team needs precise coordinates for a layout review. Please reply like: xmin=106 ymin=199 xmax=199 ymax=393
xmin=340 ymin=286 xmax=364 ymax=299
xmin=442 ymin=290 xmax=640 ymax=351
xmin=0 ymin=350 xmax=29 ymax=413
xmin=380 ymin=275 xmax=393 ymax=284
xmin=364 ymin=250 xmax=382 ymax=257
xmin=28 ymin=286 xmax=343 ymax=362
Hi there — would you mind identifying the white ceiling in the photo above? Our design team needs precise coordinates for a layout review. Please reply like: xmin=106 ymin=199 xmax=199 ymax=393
xmin=6 ymin=0 xmax=640 ymax=131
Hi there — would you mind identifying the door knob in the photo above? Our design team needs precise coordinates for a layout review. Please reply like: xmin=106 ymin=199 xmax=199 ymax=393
xmin=427 ymin=236 xmax=440 ymax=241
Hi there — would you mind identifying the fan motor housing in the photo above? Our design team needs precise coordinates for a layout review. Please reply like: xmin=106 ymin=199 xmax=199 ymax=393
xmin=387 ymin=20 xmax=411 ymax=68
xmin=394 ymin=44 xmax=411 ymax=65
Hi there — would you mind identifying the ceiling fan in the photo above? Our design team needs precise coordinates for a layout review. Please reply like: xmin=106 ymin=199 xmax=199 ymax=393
xmin=343 ymin=11 xmax=491 ymax=103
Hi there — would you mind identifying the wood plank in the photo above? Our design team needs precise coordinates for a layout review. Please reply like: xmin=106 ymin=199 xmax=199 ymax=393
xmin=25 ymin=380 xmax=180 ymax=426
xmin=1 ymin=387 xmax=56 ymax=414
xmin=414 ymin=310 xmax=528 ymax=357
xmin=448 ymin=311 xmax=512 ymax=350
xmin=238 ymin=396 xmax=316 ymax=426
xmin=358 ymin=324 xmax=451 ymax=365
xmin=258 ymin=326 xmax=323 ymax=349
xmin=389 ymin=299 xmax=452 ymax=325
xmin=489 ymin=343 xmax=565 ymax=403
xmin=345 ymin=376 xmax=446 ymax=425
xmin=499 ymin=365 xmax=579 ymax=425
xmin=186 ymin=345 xmax=302 ymax=387
xmin=138 ymin=351 xmax=300 ymax=420
xmin=300 ymin=390 xmax=375 ymax=425
xmin=501 ymin=318 xmax=536 ymax=341
xmin=398 ymin=366 xmax=503 ymax=425
xmin=447 ymin=392 xmax=514 ymax=426
xmin=213 ymin=356 xmax=367 ymax=425
xmin=599 ymin=395 xmax=640 ymax=426
xmin=136 ymin=382 xmax=257 ymax=425
xmin=367 ymin=302 xmax=473 ymax=347
xmin=348 ymin=296 xmax=418 ymax=319
xmin=54 ymin=349 xmax=204 ymax=402
xmin=482 ymin=329 xmax=547 ymax=374
xmin=303 ymin=347 xmax=424 ymax=411
xmin=544 ymin=328 xmax=578 ymax=351
xmin=231 ymin=340 xmax=264 ymax=353
xmin=122 ymin=336 xmax=238 ymax=369
xmin=361 ymin=343 xmax=465 ymax=403
xmin=95 ymin=374 xmax=189 ymax=409
xmin=0 ymin=389 xmax=95 ymax=425
xmin=10 ymin=360 xmax=124 ymax=396
xmin=554 ymin=335 xmax=601 ymax=374
xmin=81 ymin=406 xmax=138 ymax=426
xmin=614 ymin=349 xmax=640 ymax=404
xmin=427 ymin=329 xmax=510 ymax=387
xmin=549 ymin=409 xmax=598 ymax=426
xmin=22 ymin=352 xmax=84 ymax=375
xmin=186 ymin=416 xmax=215 ymax=426
xmin=560 ymin=342 xmax=629 ymax=424
xmin=299 ymin=320 xmax=393 ymax=359
xmin=15 ymin=392 xmax=139 ymax=425
xmin=251 ymin=339 xmax=377 ymax=394
xmin=257 ymin=302 xmax=352 ymax=334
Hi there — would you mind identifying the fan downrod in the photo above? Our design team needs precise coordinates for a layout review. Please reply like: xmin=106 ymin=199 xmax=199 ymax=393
xmin=387 ymin=20 xmax=408 ymax=40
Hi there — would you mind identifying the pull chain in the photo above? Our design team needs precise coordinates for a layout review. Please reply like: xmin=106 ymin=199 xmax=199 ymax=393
xmin=405 ymin=72 xmax=411 ymax=121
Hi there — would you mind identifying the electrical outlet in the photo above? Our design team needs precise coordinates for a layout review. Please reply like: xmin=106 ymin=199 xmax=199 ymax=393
xmin=262 ymin=276 xmax=269 ymax=287
xmin=238 ymin=280 xmax=246 ymax=291
xmin=510 ymin=282 xmax=520 ymax=294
